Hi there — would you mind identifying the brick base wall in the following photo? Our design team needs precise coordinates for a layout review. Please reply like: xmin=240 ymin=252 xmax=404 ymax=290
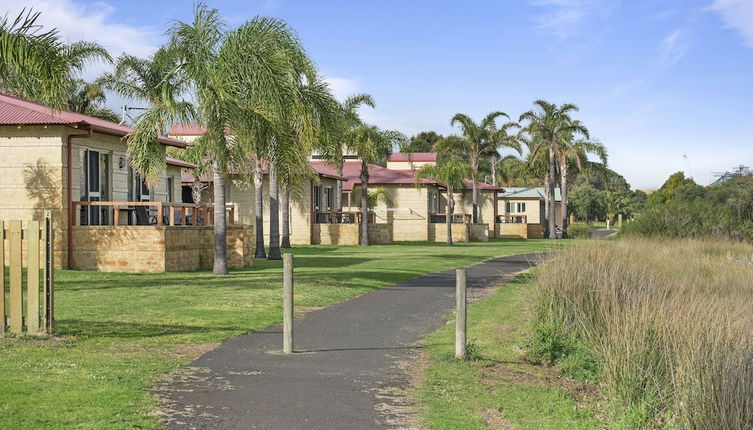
xmin=72 ymin=225 xmax=254 ymax=272
xmin=498 ymin=223 xmax=528 ymax=239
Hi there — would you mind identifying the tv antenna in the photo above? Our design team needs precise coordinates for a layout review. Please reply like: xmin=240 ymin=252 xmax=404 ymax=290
xmin=120 ymin=104 xmax=147 ymax=125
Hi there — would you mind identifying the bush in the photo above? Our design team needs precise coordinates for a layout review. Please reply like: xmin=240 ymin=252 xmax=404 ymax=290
xmin=529 ymin=238 xmax=753 ymax=428
xmin=626 ymin=176 xmax=753 ymax=242
xmin=566 ymin=222 xmax=591 ymax=239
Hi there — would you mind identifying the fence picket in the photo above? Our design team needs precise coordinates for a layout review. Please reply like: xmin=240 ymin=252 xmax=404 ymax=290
xmin=9 ymin=221 xmax=22 ymax=334
xmin=27 ymin=221 xmax=40 ymax=333
xmin=0 ymin=221 xmax=5 ymax=334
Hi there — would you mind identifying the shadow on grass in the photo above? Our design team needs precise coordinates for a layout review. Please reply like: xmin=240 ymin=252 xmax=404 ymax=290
xmin=56 ymin=319 xmax=244 ymax=339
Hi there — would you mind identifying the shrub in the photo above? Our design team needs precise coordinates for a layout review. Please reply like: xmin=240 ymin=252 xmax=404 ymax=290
xmin=529 ymin=238 xmax=753 ymax=427
xmin=567 ymin=222 xmax=591 ymax=239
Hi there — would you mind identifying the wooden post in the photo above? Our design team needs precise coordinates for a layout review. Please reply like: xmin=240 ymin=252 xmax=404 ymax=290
xmin=169 ymin=205 xmax=176 ymax=226
xmin=113 ymin=205 xmax=120 ymax=226
xmin=607 ymin=219 xmax=611 ymax=229
xmin=618 ymin=214 xmax=623 ymax=229
xmin=44 ymin=211 xmax=54 ymax=334
xmin=283 ymin=253 xmax=294 ymax=354
xmin=156 ymin=202 xmax=163 ymax=226
xmin=455 ymin=268 xmax=467 ymax=359
xmin=9 ymin=221 xmax=22 ymax=334
xmin=27 ymin=221 xmax=40 ymax=334
xmin=0 ymin=221 xmax=5 ymax=334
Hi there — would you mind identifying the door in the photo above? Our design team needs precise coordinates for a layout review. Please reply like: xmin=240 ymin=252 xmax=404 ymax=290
xmin=80 ymin=149 xmax=110 ymax=225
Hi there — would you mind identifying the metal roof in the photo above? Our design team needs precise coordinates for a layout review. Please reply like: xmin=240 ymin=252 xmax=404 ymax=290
xmin=498 ymin=187 xmax=561 ymax=201
xmin=0 ymin=93 xmax=186 ymax=148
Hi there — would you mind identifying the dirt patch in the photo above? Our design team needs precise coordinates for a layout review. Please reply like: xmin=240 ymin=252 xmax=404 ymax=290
xmin=373 ymin=346 xmax=429 ymax=430
xmin=483 ymin=408 xmax=515 ymax=429
xmin=163 ymin=343 xmax=219 ymax=361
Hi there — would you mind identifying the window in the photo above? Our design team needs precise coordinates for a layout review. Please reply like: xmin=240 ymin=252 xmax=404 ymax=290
xmin=80 ymin=149 xmax=110 ymax=225
xmin=313 ymin=185 xmax=321 ymax=211
xmin=324 ymin=186 xmax=333 ymax=211
xmin=167 ymin=177 xmax=174 ymax=202
xmin=506 ymin=202 xmax=526 ymax=213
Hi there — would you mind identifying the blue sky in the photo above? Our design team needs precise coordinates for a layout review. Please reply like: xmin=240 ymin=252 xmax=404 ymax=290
xmin=5 ymin=0 xmax=753 ymax=189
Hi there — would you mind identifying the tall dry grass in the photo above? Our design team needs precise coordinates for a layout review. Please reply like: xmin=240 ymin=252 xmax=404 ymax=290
xmin=530 ymin=238 xmax=753 ymax=428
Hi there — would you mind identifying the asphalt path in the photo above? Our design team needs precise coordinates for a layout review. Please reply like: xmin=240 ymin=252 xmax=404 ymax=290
xmin=159 ymin=253 xmax=544 ymax=429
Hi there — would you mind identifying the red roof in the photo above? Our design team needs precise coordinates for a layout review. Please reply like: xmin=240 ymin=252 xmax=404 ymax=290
xmin=464 ymin=179 xmax=503 ymax=191
xmin=166 ymin=157 xmax=197 ymax=169
xmin=182 ymin=161 xmax=345 ymax=184
xmin=310 ymin=161 xmax=436 ymax=191
xmin=387 ymin=152 xmax=437 ymax=162
xmin=0 ymin=93 xmax=186 ymax=148
xmin=168 ymin=123 xmax=208 ymax=136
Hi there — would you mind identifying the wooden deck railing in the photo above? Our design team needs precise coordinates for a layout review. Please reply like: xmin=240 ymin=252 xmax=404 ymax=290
xmin=496 ymin=214 xmax=528 ymax=224
xmin=429 ymin=213 xmax=471 ymax=224
xmin=314 ymin=211 xmax=375 ymax=224
xmin=72 ymin=201 xmax=235 ymax=227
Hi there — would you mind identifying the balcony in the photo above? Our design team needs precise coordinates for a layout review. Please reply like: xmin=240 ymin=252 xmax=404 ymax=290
xmin=72 ymin=201 xmax=235 ymax=227
xmin=496 ymin=214 xmax=528 ymax=224
xmin=314 ymin=211 xmax=375 ymax=224
xmin=428 ymin=213 xmax=471 ymax=224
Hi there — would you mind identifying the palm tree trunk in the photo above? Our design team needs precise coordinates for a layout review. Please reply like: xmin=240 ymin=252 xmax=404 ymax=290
xmin=471 ymin=172 xmax=479 ymax=224
xmin=335 ymin=166 xmax=343 ymax=211
xmin=268 ymin=166 xmax=281 ymax=260
xmin=560 ymin=155 xmax=569 ymax=233
xmin=446 ymin=188 xmax=453 ymax=245
xmin=491 ymin=154 xmax=499 ymax=188
xmin=212 ymin=161 xmax=228 ymax=275
xmin=547 ymin=141 xmax=557 ymax=239
xmin=359 ymin=161 xmax=369 ymax=246
xmin=253 ymin=161 xmax=266 ymax=259
xmin=281 ymin=188 xmax=291 ymax=248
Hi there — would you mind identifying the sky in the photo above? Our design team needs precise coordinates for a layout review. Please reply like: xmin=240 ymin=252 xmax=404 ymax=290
xmin=4 ymin=0 xmax=753 ymax=189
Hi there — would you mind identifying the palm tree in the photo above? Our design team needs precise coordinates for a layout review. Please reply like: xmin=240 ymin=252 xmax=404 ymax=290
xmin=449 ymin=112 xmax=509 ymax=224
xmin=556 ymin=137 xmax=607 ymax=230
xmin=519 ymin=100 xmax=589 ymax=238
xmin=322 ymin=94 xmax=375 ymax=212
xmin=66 ymin=79 xmax=120 ymax=122
xmin=484 ymin=121 xmax=522 ymax=188
xmin=0 ymin=9 xmax=111 ymax=108
xmin=415 ymin=158 xmax=471 ymax=245
xmin=347 ymin=125 xmax=405 ymax=245
xmin=127 ymin=4 xmax=314 ymax=273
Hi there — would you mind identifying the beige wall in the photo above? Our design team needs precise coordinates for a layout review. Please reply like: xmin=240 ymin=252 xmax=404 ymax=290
xmin=72 ymin=225 xmax=253 ymax=272
xmin=0 ymin=125 xmax=184 ymax=268
xmin=499 ymin=197 xmax=562 ymax=227
xmin=345 ymin=184 xmax=440 ymax=242
xmin=385 ymin=160 xmax=434 ymax=170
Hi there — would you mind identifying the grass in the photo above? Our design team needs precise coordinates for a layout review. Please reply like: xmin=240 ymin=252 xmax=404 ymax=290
xmin=418 ymin=273 xmax=602 ymax=429
xmin=0 ymin=239 xmax=560 ymax=429
xmin=529 ymin=238 xmax=753 ymax=428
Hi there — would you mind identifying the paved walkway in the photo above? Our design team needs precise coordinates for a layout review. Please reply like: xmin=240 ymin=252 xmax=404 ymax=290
xmin=159 ymin=253 xmax=544 ymax=429
xmin=592 ymin=229 xmax=617 ymax=239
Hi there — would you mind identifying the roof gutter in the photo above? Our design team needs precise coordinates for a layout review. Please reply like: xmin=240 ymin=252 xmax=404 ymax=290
xmin=66 ymin=126 xmax=93 ymax=269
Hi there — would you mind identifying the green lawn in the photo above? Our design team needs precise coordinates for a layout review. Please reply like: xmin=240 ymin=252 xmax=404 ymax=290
xmin=0 ymin=239 xmax=560 ymax=429
xmin=418 ymin=273 xmax=602 ymax=429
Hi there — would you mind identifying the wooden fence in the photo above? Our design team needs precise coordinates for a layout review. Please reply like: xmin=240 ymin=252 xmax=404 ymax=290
xmin=1 ymin=212 xmax=54 ymax=335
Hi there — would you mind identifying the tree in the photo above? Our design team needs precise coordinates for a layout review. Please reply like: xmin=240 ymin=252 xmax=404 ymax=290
xmin=0 ymin=9 xmax=111 ymax=109
xmin=605 ymin=191 xmax=629 ymax=221
xmin=346 ymin=125 xmax=405 ymax=245
xmin=327 ymin=94 xmax=375 ymax=212
xmin=449 ymin=112 xmax=509 ymax=224
xmin=126 ymin=4 xmax=316 ymax=273
xmin=406 ymin=131 xmax=443 ymax=153
xmin=648 ymin=172 xmax=697 ymax=207
xmin=519 ymin=100 xmax=588 ymax=238
xmin=483 ymin=121 xmax=521 ymax=187
xmin=569 ymin=184 xmax=604 ymax=222
xmin=556 ymin=137 xmax=606 ymax=230
xmin=415 ymin=157 xmax=471 ymax=245
xmin=67 ymin=80 xmax=120 ymax=122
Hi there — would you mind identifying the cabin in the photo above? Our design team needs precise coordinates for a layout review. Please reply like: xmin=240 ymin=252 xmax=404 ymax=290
xmin=0 ymin=93 xmax=253 ymax=272
xmin=497 ymin=187 xmax=562 ymax=238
